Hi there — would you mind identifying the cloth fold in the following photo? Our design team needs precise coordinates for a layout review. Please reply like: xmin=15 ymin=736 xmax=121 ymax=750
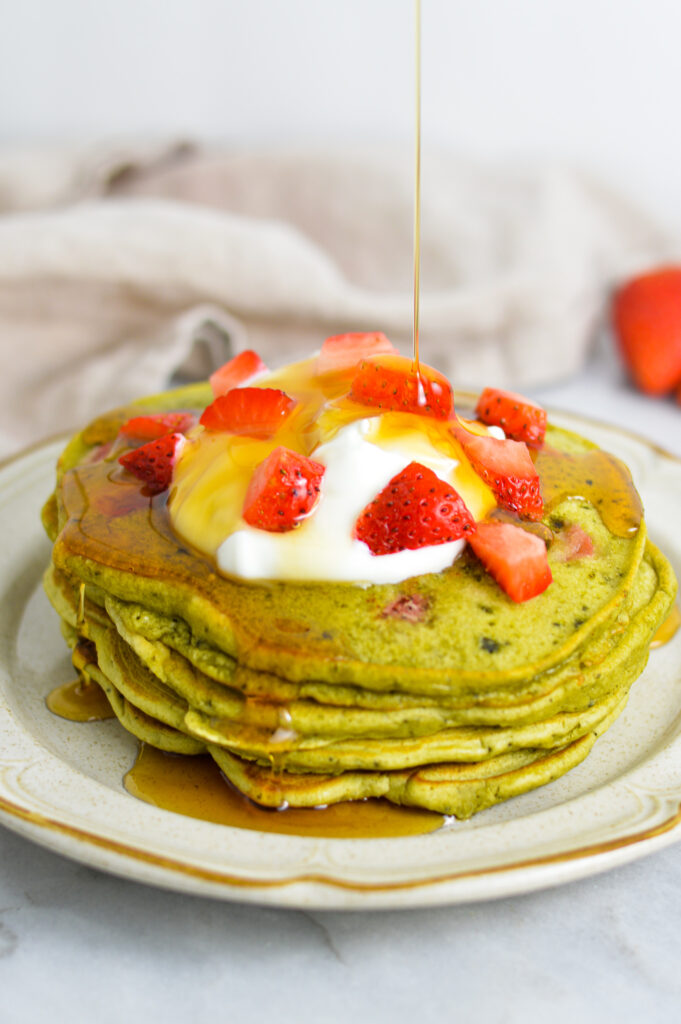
xmin=0 ymin=143 xmax=672 ymax=454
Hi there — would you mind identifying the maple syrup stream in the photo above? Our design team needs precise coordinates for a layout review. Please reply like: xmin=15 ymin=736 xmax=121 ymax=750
xmin=413 ymin=0 xmax=422 ymax=373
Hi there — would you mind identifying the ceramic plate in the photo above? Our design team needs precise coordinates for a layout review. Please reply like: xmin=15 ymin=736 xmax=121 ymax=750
xmin=0 ymin=415 xmax=680 ymax=909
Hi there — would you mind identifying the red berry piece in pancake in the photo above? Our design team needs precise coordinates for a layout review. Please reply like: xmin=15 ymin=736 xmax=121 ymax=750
xmin=552 ymin=523 xmax=595 ymax=562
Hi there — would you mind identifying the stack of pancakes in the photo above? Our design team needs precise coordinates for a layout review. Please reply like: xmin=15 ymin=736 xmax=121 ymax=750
xmin=41 ymin=384 xmax=676 ymax=819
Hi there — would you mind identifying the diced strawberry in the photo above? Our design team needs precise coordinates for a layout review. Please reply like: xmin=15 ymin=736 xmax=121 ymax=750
xmin=119 ymin=412 xmax=196 ymax=441
xmin=453 ymin=425 xmax=543 ymax=521
xmin=209 ymin=350 xmax=268 ymax=397
xmin=612 ymin=267 xmax=681 ymax=395
xmin=349 ymin=355 xmax=454 ymax=420
xmin=200 ymin=388 xmax=297 ymax=438
xmin=243 ymin=447 xmax=325 ymax=532
xmin=475 ymin=388 xmax=547 ymax=447
xmin=354 ymin=461 xmax=475 ymax=556
xmin=118 ymin=433 xmax=186 ymax=495
xmin=316 ymin=332 xmax=397 ymax=375
xmin=468 ymin=521 xmax=552 ymax=603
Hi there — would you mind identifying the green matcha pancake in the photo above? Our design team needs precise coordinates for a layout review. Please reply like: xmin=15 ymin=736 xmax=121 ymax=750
xmin=41 ymin=362 xmax=677 ymax=820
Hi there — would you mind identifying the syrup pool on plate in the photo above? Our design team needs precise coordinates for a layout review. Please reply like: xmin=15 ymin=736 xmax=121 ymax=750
xmin=46 ymin=677 xmax=115 ymax=723
xmin=124 ymin=744 xmax=444 ymax=839
xmin=45 ymin=665 xmax=445 ymax=838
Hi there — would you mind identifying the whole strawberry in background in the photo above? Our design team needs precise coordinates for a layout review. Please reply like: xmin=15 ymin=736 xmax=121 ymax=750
xmin=612 ymin=266 xmax=681 ymax=401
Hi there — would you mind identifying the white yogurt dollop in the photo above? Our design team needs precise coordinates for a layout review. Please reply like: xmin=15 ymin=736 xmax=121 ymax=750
xmin=217 ymin=418 xmax=466 ymax=585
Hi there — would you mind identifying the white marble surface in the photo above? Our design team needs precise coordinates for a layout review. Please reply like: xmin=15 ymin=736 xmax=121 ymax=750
xmin=1 ymin=337 xmax=680 ymax=1024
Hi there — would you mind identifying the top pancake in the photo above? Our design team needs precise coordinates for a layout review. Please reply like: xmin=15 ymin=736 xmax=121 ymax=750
xmin=45 ymin=383 xmax=658 ymax=694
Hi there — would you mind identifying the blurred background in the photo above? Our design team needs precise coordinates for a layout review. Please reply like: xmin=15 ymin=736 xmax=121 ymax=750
xmin=0 ymin=0 xmax=679 ymax=451
xmin=2 ymin=0 xmax=679 ymax=222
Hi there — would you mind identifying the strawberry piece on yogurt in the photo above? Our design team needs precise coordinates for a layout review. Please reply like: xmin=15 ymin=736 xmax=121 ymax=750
xmin=355 ymin=461 xmax=475 ymax=555
xmin=453 ymin=426 xmax=544 ymax=522
xmin=243 ymin=446 xmax=325 ymax=532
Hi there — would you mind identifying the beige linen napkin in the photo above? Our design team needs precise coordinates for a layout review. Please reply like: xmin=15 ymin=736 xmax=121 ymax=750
xmin=0 ymin=144 xmax=670 ymax=455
